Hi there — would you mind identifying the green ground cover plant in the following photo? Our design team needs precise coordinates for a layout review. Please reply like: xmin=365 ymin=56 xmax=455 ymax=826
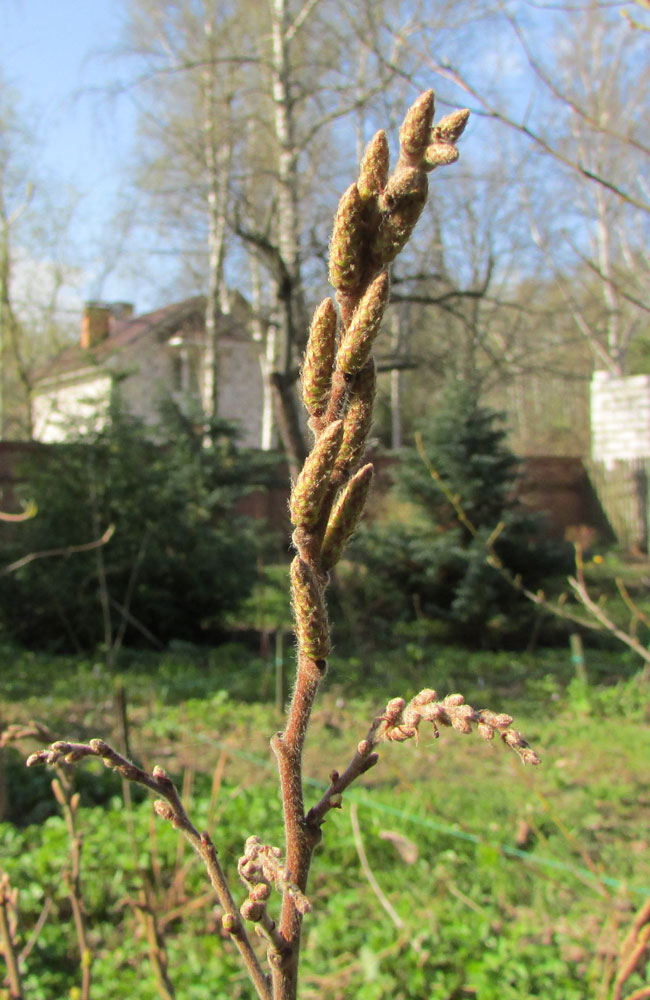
xmin=1 ymin=663 xmax=649 ymax=998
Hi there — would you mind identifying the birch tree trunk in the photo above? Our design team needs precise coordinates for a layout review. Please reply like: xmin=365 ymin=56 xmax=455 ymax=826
xmin=202 ymin=15 xmax=233 ymax=421
xmin=268 ymin=0 xmax=310 ymax=477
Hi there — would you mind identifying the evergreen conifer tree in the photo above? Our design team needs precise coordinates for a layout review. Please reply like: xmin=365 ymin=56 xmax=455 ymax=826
xmin=0 ymin=403 xmax=277 ymax=650
xmin=349 ymin=384 xmax=569 ymax=646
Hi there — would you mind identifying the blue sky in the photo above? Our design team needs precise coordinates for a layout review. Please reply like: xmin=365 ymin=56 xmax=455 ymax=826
xmin=0 ymin=0 xmax=143 ymax=308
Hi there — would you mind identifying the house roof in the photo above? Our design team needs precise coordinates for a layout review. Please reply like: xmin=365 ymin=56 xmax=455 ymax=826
xmin=34 ymin=294 xmax=251 ymax=384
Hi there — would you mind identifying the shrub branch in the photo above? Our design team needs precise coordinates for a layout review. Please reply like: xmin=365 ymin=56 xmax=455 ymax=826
xmin=17 ymin=92 xmax=544 ymax=1000
xmin=267 ymin=88 xmax=472 ymax=1000
xmin=307 ymin=690 xmax=539 ymax=828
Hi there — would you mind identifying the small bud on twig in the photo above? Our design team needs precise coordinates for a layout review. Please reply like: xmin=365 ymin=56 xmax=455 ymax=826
xmin=153 ymin=800 xmax=175 ymax=822
xmin=250 ymin=883 xmax=272 ymax=902
xmin=241 ymin=899 xmax=265 ymax=922
xmin=412 ymin=689 xmax=438 ymax=705
xmin=384 ymin=698 xmax=406 ymax=724
xmin=423 ymin=142 xmax=459 ymax=170
xmin=222 ymin=913 xmax=238 ymax=934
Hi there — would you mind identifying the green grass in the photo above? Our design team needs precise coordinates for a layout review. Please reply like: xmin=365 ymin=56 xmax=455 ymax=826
xmin=1 ymin=643 xmax=649 ymax=998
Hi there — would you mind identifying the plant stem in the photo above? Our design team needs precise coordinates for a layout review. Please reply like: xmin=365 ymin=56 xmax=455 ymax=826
xmin=270 ymin=653 xmax=325 ymax=998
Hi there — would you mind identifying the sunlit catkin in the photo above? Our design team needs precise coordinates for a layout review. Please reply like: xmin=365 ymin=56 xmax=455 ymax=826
xmin=328 ymin=184 xmax=366 ymax=292
xmin=321 ymin=463 xmax=374 ymax=571
xmin=290 ymin=556 xmax=330 ymax=660
xmin=336 ymin=272 xmax=390 ymax=376
xmin=331 ymin=362 xmax=376 ymax=486
xmin=398 ymin=89 xmax=435 ymax=165
xmin=357 ymin=130 xmax=389 ymax=202
xmin=302 ymin=299 xmax=337 ymax=418
xmin=290 ymin=420 xmax=343 ymax=530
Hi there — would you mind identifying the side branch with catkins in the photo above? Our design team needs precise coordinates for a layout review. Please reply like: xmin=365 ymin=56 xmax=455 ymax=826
xmin=24 ymin=737 xmax=272 ymax=1000
xmin=307 ymin=690 xmax=540 ymax=829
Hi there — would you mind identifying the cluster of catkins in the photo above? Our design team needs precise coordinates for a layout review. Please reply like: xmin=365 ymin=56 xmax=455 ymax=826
xmin=372 ymin=690 xmax=541 ymax=766
xmin=289 ymin=92 xmax=469 ymax=666
xmin=238 ymin=837 xmax=310 ymax=926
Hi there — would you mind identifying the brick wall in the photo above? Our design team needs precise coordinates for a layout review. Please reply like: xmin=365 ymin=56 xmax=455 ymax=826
xmin=0 ymin=443 xmax=611 ymax=547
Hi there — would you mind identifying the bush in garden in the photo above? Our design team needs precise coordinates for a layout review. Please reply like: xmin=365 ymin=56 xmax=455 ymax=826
xmin=0 ymin=404 xmax=276 ymax=650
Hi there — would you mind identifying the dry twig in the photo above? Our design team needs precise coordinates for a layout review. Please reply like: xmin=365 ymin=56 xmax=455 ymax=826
xmin=612 ymin=897 xmax=650 ymax=1000
xmin=0 ymin=872 xmax=23 ymax=1000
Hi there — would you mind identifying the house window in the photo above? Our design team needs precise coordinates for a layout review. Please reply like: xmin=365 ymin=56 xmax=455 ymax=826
xmin=187 ymin=350 xmax=200 ymax=394
xmin=170 ymin=342 xmax=201 ymax=398
xmin=171 ymin=352 xmax=184 ymax=392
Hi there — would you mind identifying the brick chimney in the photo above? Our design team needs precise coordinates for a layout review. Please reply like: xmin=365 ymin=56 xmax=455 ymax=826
xmin=81 ymin=302 xmax=111 ymax=349
xmin=81 ymin=301 xmax=134 ymax=349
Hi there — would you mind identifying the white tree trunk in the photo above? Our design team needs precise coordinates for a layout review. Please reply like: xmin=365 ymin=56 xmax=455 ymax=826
xmin=202 ymin=14 xmax=233 ymax=420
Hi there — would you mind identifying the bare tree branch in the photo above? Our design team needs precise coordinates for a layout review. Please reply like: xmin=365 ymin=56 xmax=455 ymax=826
xmin=1 ymin=525 xmax=115 ymax=576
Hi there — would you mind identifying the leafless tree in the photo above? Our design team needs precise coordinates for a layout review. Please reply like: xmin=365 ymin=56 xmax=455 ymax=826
xmin=400 ymin=1 xmax=650 ymax=376
xmin=0 ymin=76 xmax=80 ymax=438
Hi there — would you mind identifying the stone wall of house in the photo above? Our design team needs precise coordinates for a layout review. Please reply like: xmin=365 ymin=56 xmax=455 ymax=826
xmin=114 ymin=325 xmax=265 ymax=447
xmin=217 ymin=336 xmax=265 ymax=448
xmin=591 ymin=372 xmax=650 ymax=467
xmin=33 ymin=331 xmax=266 ymax=448
xmin=114 ymin=333 xmax=179 ymax=430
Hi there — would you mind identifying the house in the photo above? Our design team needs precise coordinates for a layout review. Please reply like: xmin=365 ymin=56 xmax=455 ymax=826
xmin=32 ymin=295 xmax=266 ymax=447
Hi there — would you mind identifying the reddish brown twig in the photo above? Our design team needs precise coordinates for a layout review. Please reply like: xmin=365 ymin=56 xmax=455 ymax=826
xmin=0 ymin=872 xmax=23 ymax=1000
xmin=612 ymin=897 xmax=650 ymax=1000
